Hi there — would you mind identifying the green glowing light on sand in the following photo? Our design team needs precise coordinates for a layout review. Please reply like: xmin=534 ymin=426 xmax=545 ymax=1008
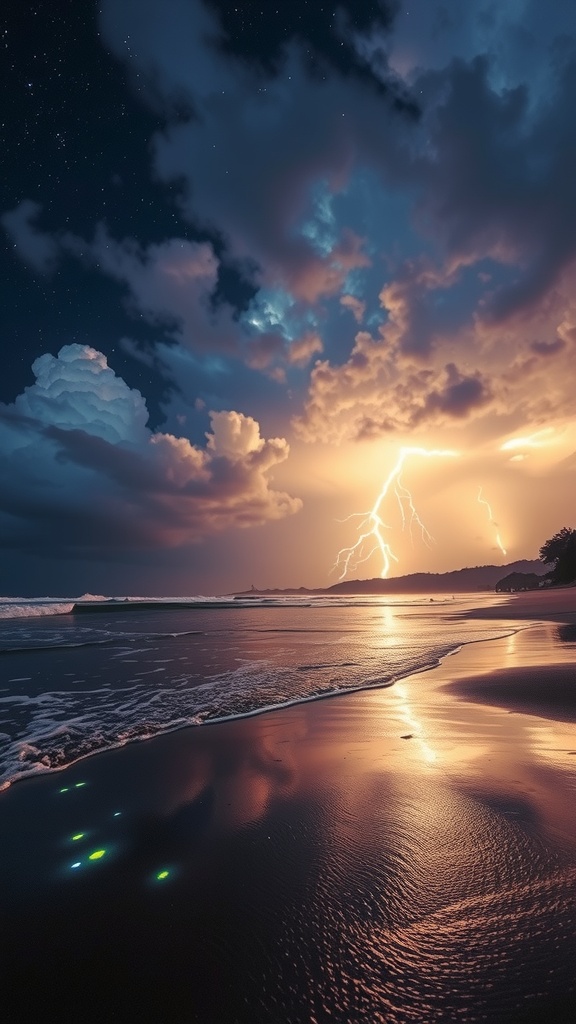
xmin=75 ymin=782 xmax=86 ymax=788
xmin=71 ymin=833 xmax=85 ymax=841
xmin=156 ymin=870 xmax=170 ymax=880
xmin=60 ymin=787 xmax=69 ymax=793
xmin=88 ymin=849 xmax=106 ymax=861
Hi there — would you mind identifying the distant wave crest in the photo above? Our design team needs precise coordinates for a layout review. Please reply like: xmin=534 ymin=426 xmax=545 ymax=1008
xmin=0 ymin=602 xmax=75 ymax=620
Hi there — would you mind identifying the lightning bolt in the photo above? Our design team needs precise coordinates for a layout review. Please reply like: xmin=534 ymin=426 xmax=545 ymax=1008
xmin=477 ymin=487 xmax=507 ymax=557
xmin=333 ymin=447 xmax=457 ymax=580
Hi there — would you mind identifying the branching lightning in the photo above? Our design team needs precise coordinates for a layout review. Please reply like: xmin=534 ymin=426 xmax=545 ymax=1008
xmin=477 ymin=487 xmax=507 ymax=557
xmin=333 ymin=447 xmax=457 ymax=580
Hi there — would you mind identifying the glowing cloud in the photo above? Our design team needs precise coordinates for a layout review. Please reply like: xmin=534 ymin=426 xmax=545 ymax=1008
xmin=333 ymin=447 xmax=458 ymax=580
xmin=500 ymin=428 xmax=555 ymax=452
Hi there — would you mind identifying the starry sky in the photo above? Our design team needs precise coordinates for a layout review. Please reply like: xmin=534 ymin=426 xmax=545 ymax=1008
xmin=2 ymin=0 xmax=576 ymax=596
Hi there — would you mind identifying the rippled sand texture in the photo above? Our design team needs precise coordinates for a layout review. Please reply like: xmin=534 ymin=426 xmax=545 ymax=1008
xmin=2 ymin=620 xmax=576 ymax=1023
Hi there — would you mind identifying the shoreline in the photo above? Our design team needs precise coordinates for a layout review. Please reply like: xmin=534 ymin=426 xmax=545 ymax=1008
xmin=1 ymin=589 xmax=574 ymax=795
xmin=2 ymin=591 xmax=576 ymax=1020
xmin=468 ymin=585 xmax=576 ymax=621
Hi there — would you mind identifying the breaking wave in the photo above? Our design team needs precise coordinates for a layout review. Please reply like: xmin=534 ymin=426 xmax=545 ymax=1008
xmin=0 ymin=597 xmax=516 ymax=790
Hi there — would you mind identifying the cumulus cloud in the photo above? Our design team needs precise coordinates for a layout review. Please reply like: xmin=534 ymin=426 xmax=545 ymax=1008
xmin=0 ymin=345 xmax=301 ymax=557
xmin=13 ymin=344 xmax=149 ymax=445
xmin=286 ymin=332 xmax=324 ymax=367
xmin=340 ymin=294 xmax=366 ymax=324
xmin=207 ymin=410 xmax=264 ymax=460
xmin=295 ymin=258 xmax=576 ymax=444
xmin=294 ymin=330 xmax=492 ymax=443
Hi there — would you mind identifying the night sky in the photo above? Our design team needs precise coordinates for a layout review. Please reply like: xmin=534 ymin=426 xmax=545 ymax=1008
xmin=2 ymin=0 xmax=576 ymax=596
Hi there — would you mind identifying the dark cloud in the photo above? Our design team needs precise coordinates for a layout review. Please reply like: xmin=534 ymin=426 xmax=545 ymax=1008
xmin=97 ymin=0 xmax=576 ymax=373
xmin=1 ymin=200 xmax=58 ymax=274
xmin=413 ymin=55 xmax=576 ymax=325
xmin=66 ymin=226 xmax=240 ymax=354
xmin=530 ymin=338 xmax=565 ymax=356
xmin=415 ymin=363 xmax=490 ymax=422
xmin=294 ymin=329 xmax=495 ymax=443
xmin=99 ymin=0 xmax=416 ymax=304
xmin=4 ymin=208 xmax=322 ymax=384
xmin=378 ymin=259 xmax=481 ymax=358
xmin=206 ymin=0 xmax=404 ymax=96
xmin=6 ymin=0 xmax=576 ymax=464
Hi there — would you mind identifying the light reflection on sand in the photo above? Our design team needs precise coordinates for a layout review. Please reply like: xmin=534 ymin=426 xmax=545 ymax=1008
xmin=390 ymin=681 xmax=438 ymax=764
xmin=3 ymin=607 xmax=576 ymax=1022
xmin=152 ymin=621 xmax=576 ymax=848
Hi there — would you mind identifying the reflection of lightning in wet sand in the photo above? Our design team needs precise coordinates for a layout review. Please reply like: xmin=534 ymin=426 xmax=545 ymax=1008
xmin=394 ymin=681 xmax=437 ymax=764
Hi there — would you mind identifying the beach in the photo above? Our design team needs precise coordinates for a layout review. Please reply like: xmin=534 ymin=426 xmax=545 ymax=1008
xmin=1 ymin=589 xmax=576 ymax=1022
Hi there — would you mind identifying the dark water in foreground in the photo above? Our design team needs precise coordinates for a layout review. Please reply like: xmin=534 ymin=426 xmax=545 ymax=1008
xmin=2 ymin=623 xmax=576 ymax=1023
xmin=0 ymin=596 xmax=511 ymax=789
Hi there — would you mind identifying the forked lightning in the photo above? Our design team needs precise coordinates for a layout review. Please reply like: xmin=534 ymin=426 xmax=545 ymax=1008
xmin=333 ymin=447 xmax=457 ymax=580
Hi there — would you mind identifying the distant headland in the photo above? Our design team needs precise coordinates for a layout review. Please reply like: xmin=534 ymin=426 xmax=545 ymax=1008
xmin=235 ymin=559 xmax=547 ymax=596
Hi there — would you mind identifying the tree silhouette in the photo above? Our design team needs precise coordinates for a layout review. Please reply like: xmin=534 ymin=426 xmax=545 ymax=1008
xmin=539 ymin=527 xmax=576 ymax=584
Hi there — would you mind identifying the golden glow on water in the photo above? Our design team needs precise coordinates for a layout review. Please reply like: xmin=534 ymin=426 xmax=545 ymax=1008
xmin=153 ymin=622 xmax=576 ymax=848
xmin=4 ymin=605 xmax=576 ymax=1024
xmin=393 ymin=682 xmax=438 ymax=764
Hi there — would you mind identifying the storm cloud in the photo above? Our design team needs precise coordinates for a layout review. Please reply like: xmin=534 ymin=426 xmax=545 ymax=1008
xmin=0 ymin=345 xmax=301 ymax=559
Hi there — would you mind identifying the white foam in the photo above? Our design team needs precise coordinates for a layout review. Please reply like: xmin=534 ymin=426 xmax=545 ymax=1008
xmin=0 ymin=597 xmax=520 ymax=790
xmin=0 ymin=602 xmax=75 ymax=620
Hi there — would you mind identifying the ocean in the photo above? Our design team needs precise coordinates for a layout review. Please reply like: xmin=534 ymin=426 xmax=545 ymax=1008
xmin=0 ymin=593 xmax=514 ymax=791
xmin=4 ymin=594 xmax=576 ymax=1023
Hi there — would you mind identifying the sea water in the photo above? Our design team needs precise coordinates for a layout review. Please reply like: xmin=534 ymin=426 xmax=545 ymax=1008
xmin=0 ymin=594 xmax=514 ymax=790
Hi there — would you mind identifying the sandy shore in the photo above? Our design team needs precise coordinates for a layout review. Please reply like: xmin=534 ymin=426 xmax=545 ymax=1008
xmin=470 ymin=584 xmax=576 ymax=621
xmin=2 ymin=590 xmax=576 ymax=1022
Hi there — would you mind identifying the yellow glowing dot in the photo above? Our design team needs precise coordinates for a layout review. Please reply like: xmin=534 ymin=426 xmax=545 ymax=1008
xmin=88 ymin=849 xmax=106 ymax=861
xmin=156 ymin=870 xmax=169 ymax=880
xmin=71 ymin=833 xmax=85 ymax=841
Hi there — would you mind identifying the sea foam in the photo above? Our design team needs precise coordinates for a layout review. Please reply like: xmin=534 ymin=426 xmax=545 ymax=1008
xmin=0 ymin=596 xmax=517 ymax=790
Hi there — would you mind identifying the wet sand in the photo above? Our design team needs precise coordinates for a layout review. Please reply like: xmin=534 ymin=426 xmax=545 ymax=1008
xmin=469 ymin=585 xmax=576 ymax=622
xmin=2 ymin=591 xmax=576 ymax=1022
xmin=446 ymin=662 xmax=576 ymax=721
